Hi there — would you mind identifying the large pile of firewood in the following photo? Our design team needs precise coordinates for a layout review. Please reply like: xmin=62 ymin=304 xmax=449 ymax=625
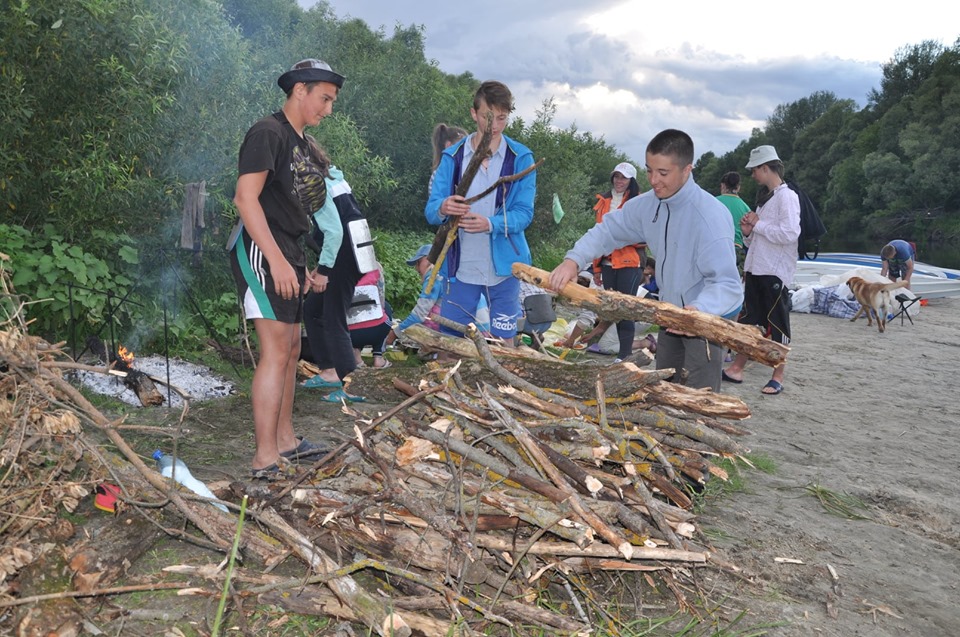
xmin=0 ymin=252 xmax=786 ymax=635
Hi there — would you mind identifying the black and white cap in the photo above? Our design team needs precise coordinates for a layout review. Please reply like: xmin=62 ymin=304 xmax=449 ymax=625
xmin=278 ymin=58 xmax=345 ymax=92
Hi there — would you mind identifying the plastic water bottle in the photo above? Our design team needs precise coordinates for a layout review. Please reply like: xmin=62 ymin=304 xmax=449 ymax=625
xmin=152 ymin=450 xmax=228 ymax=512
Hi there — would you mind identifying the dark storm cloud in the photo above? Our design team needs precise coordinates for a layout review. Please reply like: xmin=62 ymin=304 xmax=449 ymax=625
xmin=310 ymin=0 xmax=885 ymax=157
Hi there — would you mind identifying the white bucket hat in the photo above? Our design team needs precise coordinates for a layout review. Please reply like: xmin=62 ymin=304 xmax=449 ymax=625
xmin=745 ymin=145 xmax=781 ymax=169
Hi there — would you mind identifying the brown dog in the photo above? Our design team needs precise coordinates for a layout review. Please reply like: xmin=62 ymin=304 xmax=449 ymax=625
xmin=847 ymin=276 xmax=908 ymax=333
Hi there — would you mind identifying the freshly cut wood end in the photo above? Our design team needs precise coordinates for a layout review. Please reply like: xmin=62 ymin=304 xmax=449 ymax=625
xmin=707 ymin=464 xmax=729 ymax=480
xmin=593 ymin=445 xmax=611 ymax=461
xmin=676 ymin=522 xmax=695 ymax=538
xmin=396 ymin=436 xmax=439 ymax=467
xmin=585 ymin=475 xmax=603 ymax=495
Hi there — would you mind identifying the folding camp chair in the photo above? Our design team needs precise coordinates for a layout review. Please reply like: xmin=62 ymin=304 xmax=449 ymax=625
xmin=891 ymin=293 xmax=921 ymax=326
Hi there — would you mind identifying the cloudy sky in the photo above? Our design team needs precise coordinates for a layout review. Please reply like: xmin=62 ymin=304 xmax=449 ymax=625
xmin=310 ymin=0 xmax=957 ymax=163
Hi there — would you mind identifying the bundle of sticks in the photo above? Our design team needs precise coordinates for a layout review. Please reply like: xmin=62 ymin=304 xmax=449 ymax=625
xmin=258 ymin=318 xmax=754 ymax=633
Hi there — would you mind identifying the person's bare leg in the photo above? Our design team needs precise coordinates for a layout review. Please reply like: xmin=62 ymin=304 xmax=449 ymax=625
xmin=275 ymin=323 xmax=301 ymax=454
xmin=764 ymin=363 xmax=786 ymax=393
xmin=315 ymin=366 xmax=341 ymax=383
xmin=250 ymin=319 xmax=297 ymax=470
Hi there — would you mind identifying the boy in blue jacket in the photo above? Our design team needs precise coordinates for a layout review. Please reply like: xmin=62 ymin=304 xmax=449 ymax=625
xmin=424 ymin=80 xmax=536 ymax=345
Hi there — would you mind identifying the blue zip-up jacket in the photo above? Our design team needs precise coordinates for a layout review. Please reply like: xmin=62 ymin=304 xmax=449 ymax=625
xmin=565 ymin=175 xmax=742 ymax=319
xmin=424 ymin=134 xmax=535 ymax=277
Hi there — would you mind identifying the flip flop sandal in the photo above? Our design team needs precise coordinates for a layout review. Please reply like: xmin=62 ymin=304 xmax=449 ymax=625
xmin=761 ymin=380 xmax=783 ymax=395
xmin=94 ymin=483 xmax=121 ymax=513
xmin=321 ymin=388 xmax=367 ymax=403
xmin=250 ymin=463 xmax=291 ymax=480
xmin=280 ymin=436 xmax=328 ymax=462
xmin=721 ymin=370 xmax=743 ymax=384
xmin=301 ymin=375 xmax=343 ymax=389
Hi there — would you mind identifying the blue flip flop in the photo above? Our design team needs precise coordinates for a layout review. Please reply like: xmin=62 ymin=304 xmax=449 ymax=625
xmin=302 ymin=376 xmax=342 ymax=389
xmin=251 ymin=463 xmax=288 ymax=480
xmin=321 ymin=388 xmax=366 ymax=403
xmin=761 ymin=380 xmax=783 ymax=395
xmin=280 ymin=436 xmax=328 ymax=462
xmin=722 ymin=370 xmax=743 ymax=384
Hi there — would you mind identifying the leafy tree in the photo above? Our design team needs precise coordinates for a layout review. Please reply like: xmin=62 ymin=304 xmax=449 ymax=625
xmin=868 ymin=40 xmax=945 ymax=115
xmin=0 ymin=0 xmax=184 ymax=236
xmin=764 ymin=91 xmax=840 ymax=161
xmin=791 ymin=99 xmax=858 ymax=207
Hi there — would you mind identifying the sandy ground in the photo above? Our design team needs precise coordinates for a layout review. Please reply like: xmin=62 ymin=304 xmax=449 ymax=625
xmin=698 ymin=296 xmax=960 ymax=635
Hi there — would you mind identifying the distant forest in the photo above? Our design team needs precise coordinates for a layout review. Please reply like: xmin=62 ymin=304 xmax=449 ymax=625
xmin=2 ymin=0 xmax=958 ymax=343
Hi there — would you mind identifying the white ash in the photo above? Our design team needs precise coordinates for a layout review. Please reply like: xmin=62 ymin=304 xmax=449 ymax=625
xmin=71 ymin=355 xmax=234 ymax=407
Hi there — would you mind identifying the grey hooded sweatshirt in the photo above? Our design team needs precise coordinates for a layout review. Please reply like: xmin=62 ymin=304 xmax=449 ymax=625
xmin=565 ymin=175 xmax=743 ymax=319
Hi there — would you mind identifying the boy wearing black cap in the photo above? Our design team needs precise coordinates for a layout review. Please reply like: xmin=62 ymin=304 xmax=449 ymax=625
xmin=230 ymin=59 xmax=346 ymax=477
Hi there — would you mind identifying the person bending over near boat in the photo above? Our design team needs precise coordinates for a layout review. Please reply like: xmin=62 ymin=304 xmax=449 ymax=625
xmin=880 ymin=240 xmax=916 ymax=290
xmin=548 ymin=128 xmax=742 ymax=391
xmin=723 ymin=145 xmax=800 ymax=396
xmin=229 ymin=58 xmax=345 ymax=478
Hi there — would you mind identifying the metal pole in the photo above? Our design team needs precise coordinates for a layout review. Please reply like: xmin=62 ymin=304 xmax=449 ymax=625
xmin=68 ymin=283 xmax=76 ymax=361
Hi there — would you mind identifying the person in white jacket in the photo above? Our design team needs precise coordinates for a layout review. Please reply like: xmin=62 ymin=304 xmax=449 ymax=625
xmin=722 ymin=145 xmax=800 ymax=395
xmin=548 ymin=129 xmax=742 ymax=391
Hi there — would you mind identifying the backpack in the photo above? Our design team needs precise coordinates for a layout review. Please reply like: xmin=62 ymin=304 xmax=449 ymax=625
xmin=786 ymin=180 xmax=826 ymax=260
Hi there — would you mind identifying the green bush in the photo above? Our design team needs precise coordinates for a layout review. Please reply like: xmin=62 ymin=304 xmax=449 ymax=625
xmin=1 ymin=223 xmax=138 ymax=343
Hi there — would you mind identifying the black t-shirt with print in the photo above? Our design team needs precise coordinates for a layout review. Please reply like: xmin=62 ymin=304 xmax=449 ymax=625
xmin=237 ymin=111 xmax=312 ymax=267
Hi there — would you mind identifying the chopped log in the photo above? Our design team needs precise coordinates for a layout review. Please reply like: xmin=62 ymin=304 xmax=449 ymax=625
xmin=638 ymin=383 xmax=751 ymax=420
xmin=513 ymin=263 xmax=789 ymax=367
xmin=119 ymin=364 xmax=164 ymax=406
xmin=402 ymin=324 xmax=555 ymax=362
xmin=401 ymin=461 xmax=594 ymax=547
xmin=473 ymin=536 xmax=706 ymax=562
xmin=330 ymin=524 xmax=525 ymax=598
xmin=609 ymin=405 xmax=748 ymax=455
xmin=599 ymin=362 xmax=674 ymax=396
xmin=85 ymin=335 xmax=164 ymax=406
xmin=404 ymin=322 xmax=749 ymax=420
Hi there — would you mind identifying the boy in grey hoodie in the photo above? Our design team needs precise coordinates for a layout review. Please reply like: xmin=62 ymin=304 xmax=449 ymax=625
xmin=548 ymin=129 xmax=742 ymax=391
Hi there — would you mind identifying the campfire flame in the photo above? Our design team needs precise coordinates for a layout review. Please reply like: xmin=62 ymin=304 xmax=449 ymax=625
xmin=117 ymin=344 xmax=135 ymax=366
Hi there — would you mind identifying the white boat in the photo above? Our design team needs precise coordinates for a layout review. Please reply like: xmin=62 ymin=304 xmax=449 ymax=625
xmin=792 ymin=252 xmax=960 ymax=299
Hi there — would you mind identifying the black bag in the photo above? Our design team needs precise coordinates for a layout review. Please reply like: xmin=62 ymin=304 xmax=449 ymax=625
xmin=787 ymin=180 xmax=826 ymax=260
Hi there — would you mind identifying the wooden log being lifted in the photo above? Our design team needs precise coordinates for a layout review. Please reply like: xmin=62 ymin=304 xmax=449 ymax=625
xmin=513 ymin=263 xmax=789 ymax=367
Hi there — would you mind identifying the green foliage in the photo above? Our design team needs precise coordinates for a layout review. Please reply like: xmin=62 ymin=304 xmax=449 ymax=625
xmin=0 ymin=223 xmax=138 ymax=341
xmin=764 ymin=91 xmax=841 ymax=161
xmin=311 ymin=113 xmax=397 ymax=206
